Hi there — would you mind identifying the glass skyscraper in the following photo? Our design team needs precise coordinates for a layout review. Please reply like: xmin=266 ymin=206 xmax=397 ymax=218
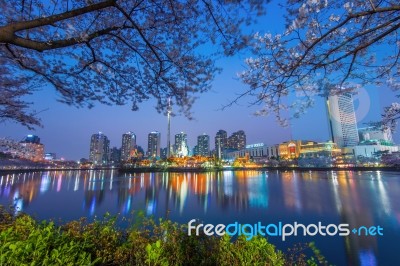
xmin=326 ymin=93 xmax=359 ymax=147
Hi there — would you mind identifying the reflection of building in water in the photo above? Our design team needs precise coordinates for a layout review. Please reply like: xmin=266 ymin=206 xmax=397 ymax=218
xmin=168 ymin=173 xmax=189 ymax=213
xmin=1 ymin=169 xmax=399 ymax=265
xmin=220 ymin=171 xmax=264 ymax=211
xmin=115 ymin=172 xmax=167 ymax=216
xmin=226 ymin=171 xmax=248 ymax=211
xmin=279 ymin=171 xmax=340 ymax=214
xmin=276 ymin=170 xmax=398 ymax=265
xmin=83 ymin=171 xmax=107 ymax=215
xmin=0 ymin=172 xmax=49 ymax=212
xmin=144 ymin=173 xmax=162 ymax=215
xmin=281 ymin=171 xmax=303 ymax=212
xmin=190 ymin=172 xmax=217 ymax=212
xmin=0 ymin=171 xmax=96 ymax=213
xmin=328 ymin=171 xmax=382 ymax=265
xmin=247 ymin=172 xmax=268 ymax=208
xmin=114 ymin=172 xmax=190 ymax=217
xmin=84 ymin=189 xmax=105 ymax=216
xmin=117 ymin=173 xmax=149 ymax=214
xmin=214 ymin=171 xmax=232 ymax=210
xmin=118 ymin=170 xmax=269 ymax=214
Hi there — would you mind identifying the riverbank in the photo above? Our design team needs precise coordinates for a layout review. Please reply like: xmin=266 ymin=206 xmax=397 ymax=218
xmin=119 ymin=165 xmax=400 ymax=173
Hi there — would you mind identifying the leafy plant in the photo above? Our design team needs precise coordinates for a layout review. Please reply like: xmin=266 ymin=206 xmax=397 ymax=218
xmin=0 ymin=206 xmax=327 ymax=265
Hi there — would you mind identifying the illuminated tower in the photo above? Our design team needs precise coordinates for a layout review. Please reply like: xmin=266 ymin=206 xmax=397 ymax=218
xmin=167 ymin=98 xmax=172 ymax=158
xmin=326 ymin=93 xmax=359 ymax=147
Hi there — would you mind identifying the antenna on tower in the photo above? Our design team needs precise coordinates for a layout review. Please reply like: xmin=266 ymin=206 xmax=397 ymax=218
xmin=167 ymin=97 xmax=172 ymax=158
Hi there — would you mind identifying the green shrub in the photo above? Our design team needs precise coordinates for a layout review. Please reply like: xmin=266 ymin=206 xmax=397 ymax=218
xmin=0 ymin=215 xmax=94 ymax=265
xmin=0 ymin=206 xmax=326 ymax=265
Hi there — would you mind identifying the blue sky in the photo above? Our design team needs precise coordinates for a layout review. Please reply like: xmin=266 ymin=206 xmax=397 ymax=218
xmin=0 ymin=2 xmax=398 ymax=160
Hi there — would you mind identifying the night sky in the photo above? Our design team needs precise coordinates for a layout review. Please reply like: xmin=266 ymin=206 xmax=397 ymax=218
xmin=1 ymin=2 xmax=398 ymax=160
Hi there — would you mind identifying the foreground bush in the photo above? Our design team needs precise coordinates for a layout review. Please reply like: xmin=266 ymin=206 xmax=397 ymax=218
xmin=0 ymin=206 xmax=327 ymax=265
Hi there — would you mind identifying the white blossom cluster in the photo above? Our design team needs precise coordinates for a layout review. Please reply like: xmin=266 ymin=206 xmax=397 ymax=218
xmin=239 ymin=0 xmax=400 ymax=129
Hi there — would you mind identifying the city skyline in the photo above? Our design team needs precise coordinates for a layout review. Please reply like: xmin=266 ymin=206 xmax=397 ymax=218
xmin=0 ymin=1 xmax=398 ymax=160
xmin=0 ymin=85 xmax=397 ymax=161
xmin=1 ymin=1 xmax=399 ymax=265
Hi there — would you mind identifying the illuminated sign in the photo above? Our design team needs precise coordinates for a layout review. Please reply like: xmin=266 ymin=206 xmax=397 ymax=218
xmin=246 ymin=143 xmax=264 ymax=149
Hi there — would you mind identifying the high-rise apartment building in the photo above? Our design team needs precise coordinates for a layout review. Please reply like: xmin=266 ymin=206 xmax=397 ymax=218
xmin=174 ymin=132 xmax=188 ymax=157
xmin=227 ymin=130 xmax=246 ymax=150
xmin=215 ymin=130 xmax=227 ymax=158
xmin=147 ymin=131 xmax=161 ymax=157
xmin=19 ymin=134 xmax=44 ymax=162
xmin=160 ymin=147 xmax=168 ymax=159
xmin=197 ymin=134 xmax=210 ymax=156
xmin=89 ymin=132 xmax=110 ymax=165
xmin=326 ymin=93 xmax=359 ymax=147
xmin=121 ymin=132 xmax=136 ymax=161
xmin=110 ymin=147 xmax=121 ymax=164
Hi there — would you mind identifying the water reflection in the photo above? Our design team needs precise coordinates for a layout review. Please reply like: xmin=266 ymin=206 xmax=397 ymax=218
xmin=0 ymin=170 xmax=399 ymax=265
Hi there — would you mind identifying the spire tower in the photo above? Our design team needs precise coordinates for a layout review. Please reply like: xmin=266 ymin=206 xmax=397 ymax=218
xmin=167 ymin=98 xmax=172 ymax=158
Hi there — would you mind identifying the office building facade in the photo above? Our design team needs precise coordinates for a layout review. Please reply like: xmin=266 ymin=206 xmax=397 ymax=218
xmin=326 ymin=93 xmax=359 ymax=147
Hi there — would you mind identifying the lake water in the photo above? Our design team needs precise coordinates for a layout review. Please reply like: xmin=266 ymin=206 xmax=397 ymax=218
xmin=0 ymin=169 xmax=399 ymax=265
